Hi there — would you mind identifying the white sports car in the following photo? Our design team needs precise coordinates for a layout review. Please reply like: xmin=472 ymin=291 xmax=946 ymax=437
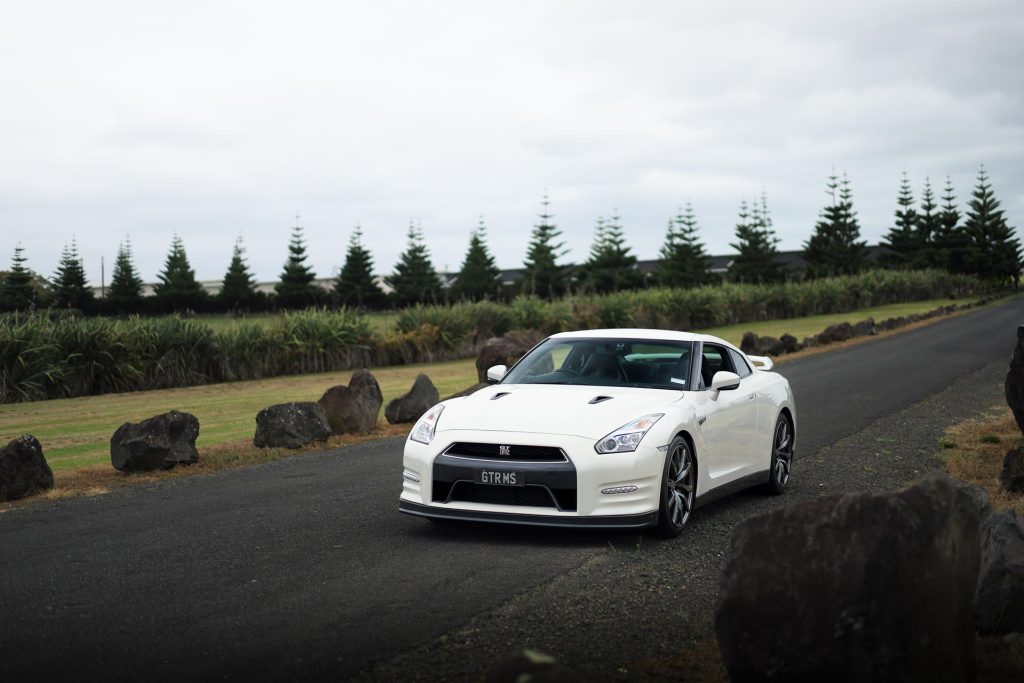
xmin=399 ymin=329 xmax=796 ymax=537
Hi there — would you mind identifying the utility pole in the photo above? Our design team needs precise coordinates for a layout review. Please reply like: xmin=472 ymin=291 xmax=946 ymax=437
xmin=100 ymin=256 xmax=105 ymax=298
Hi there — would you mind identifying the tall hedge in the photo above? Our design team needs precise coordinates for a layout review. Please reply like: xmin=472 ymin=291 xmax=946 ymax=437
xmin=0 ymin=270 xmax=988 ymax=403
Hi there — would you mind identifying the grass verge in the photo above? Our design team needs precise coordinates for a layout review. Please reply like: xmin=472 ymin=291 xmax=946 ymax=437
xmin=940 ymin=406 xmax=1024 ymax=517
xmin=940 ymin=406 xmax=1024 ymax=680
xmin=18 ymin=423 xmax=410 ymax=511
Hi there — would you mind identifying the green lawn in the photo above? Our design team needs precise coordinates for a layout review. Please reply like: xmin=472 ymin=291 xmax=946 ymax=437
xmin=0 ymin=297 xmax=963 ymax=472
xmin=705 ymin=298 xmax=960 ymax=345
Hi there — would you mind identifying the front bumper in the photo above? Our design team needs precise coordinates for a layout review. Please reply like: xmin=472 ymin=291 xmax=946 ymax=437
xmin=399 ymin=500 xmax=657 ymax=528
xmin=400 ymin=430 xmax=664 ymax=525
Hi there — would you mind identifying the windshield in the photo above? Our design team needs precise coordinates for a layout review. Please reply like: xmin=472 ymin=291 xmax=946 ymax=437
xmin=502 ymin=338 xmax=695 ymax=390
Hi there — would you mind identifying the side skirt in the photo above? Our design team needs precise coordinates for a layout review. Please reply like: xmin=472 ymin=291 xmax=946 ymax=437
xmin=694 ymin=469 xmax=770 ymax=510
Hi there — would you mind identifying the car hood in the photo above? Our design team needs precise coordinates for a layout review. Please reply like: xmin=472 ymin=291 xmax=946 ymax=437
xmin=437 ymin=383 xmax=684 ymax=440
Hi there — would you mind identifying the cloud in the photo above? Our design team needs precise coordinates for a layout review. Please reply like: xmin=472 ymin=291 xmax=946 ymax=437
xmin=0 ymin=0 xmax=1021 ymax=283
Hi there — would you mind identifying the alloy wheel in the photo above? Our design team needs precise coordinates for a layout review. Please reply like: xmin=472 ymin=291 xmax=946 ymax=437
xmin=666 ymin=442 xmax=695 ymax=528
xmin=773 ymin=418 xmax=792 ymax=487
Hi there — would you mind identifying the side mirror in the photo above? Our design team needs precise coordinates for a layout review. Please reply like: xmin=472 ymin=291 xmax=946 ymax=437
xmin=710 ymin=370 xmax=741 ymax=396
xmin=486 ymin=364 xmax=507 ymax=383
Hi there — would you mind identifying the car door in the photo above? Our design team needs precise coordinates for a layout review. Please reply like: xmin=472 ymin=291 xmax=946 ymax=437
xmin=728 ymin=347 xmax=772 ymax=473
xmin=698 ymin=344 xmax=759 ymax=485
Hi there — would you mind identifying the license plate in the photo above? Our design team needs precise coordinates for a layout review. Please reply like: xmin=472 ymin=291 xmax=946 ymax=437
xmin=474 ymin=469 xmax=526 ymax=487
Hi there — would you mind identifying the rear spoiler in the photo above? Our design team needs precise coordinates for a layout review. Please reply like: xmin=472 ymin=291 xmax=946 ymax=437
xmin=748 ymin=355 xmax=774 ymax=371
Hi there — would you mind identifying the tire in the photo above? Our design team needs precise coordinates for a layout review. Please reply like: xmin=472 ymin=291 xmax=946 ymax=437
xmin=765 ymin=413 xmax=793 ymax=495
xmin=654 ymin=436 xmax=696 ymax=538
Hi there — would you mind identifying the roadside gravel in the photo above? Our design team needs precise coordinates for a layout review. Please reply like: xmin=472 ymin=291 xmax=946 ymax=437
xmin=354 ymin=357 xmax=1009 ymax=682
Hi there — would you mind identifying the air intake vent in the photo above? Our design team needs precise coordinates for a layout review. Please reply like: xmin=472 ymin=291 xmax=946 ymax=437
xmin=490 ymin=392 xmax=511 ymax=400
xmin=589 ymin=395 xmax=613 ymax=404
xmin=444 ymin=443 xmax=567 ymax=462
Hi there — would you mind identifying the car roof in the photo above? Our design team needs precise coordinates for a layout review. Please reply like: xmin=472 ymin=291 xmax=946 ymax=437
xmin=548 ymin=328 xmax=735 ymax=349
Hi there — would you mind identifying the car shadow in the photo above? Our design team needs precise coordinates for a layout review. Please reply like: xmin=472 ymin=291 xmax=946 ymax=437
xmin=397 ymin=514 xmax=647 ymax=551
xmin=395 ymin=479 xmax=811 ymax=552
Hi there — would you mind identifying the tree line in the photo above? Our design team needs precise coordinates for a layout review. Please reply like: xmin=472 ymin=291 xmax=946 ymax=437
xmin=1 ymin=166 xmax=1018 ymax=314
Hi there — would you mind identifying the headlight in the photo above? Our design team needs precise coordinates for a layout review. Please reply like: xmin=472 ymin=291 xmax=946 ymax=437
xmin=410 ymin=404 xmax=445 ymax=445
xmin=595 ymin=414 xmax=663 ymax=454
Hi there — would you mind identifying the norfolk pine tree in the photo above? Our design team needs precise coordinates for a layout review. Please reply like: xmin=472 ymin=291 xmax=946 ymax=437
xmin=656 ymin=204 xmax=712 ymax=288
xmin=335 ymin=225 xmax=386 ymax=309
xmin=804 ymin=172 xmax=867 ymax=278
xmin=881 ymin=172 xmax=919 ymax=268
xmin=963 ymin=166 xmax=1021 ymax=288
xmin=107 ymin=238 xmax=145 ymax=314
xmin=933 ymin=176 xmax=970 ymax=274
xmin=0 ymin=244 xmax=38 ymax=312
xmin=913 ymin=178 xmax=942 ymax=269
xmin=522 ymin=194 xmax=568 ymax=299
xmin=220 ymin=235 xmax=259 ymax=311
xmin=275 ymin=222 xmax=319 ymax=309
xmin=51 ymin=239 xmax=95 ymax=311
xmin=450 ymin=218 xmax=502 ymax=302
xmin=153 ymin=235 xmax=207 ymax=312
xmin=386 ymin=223 xmax=443 ymax=307
xmin=579 ymin=211 xmax=644 ymax=294
xmin=729 ymin=193 xmax=784 ymax=284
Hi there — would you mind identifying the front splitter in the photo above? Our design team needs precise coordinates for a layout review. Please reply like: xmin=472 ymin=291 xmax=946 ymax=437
xmin=399 ymin=500 xmax=658 ymax=529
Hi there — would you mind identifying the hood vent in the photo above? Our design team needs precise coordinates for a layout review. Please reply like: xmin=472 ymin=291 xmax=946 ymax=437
xmin=588 ymin=395 xmax=613 ymax=405
xmin=490 ymin=392 xmax=511 ymax=401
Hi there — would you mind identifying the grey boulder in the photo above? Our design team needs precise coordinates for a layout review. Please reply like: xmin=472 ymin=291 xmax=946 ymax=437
xmin=852 ymin=317 xmax=876 ymax=337
xmin=1005 ymin=325 xmax=1024 ymax=436
xmin=1001 ymin=447 xmax=1024 ymax=494
xmin=975 ymin=510 xmax=1024 ymax=635
xmin=741 ymin=333 xmax=785 ymax=356
xmin=476 ymin=331 xmax=544 ymax=383
xmin=779 ymin=333 xmax=801 ymax=354
xmin=740 ymin=331 xmax=759 ymax=355
xmin=0 ymin=435 xmax=54 ymax=501
xmin=715 ymin=470 xmax=980 ymax=683
xmin=950 ymin=477 xmax=994 ymax=521
xmin=318 ymin=369 xmax=383 ymax=435
xmin=253 ymin=402 xmax=331 ymax=449
xmin=385 ymin=373 xmax=439 ymax=424
xmin=815 ymin=321 xmax=854 ymax=345
xmin=111 ymin=410 xmax=200 ymax=473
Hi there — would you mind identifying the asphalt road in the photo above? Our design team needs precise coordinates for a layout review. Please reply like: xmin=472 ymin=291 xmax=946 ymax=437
xmin=2 ymin=299 xmax=1022 ymax=681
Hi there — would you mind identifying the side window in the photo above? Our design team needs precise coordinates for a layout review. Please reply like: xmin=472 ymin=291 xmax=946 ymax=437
xmin=729 ymin=349 xmax=752 ymax=378
xmin=700 ymin=345 xmax=736 ymax=388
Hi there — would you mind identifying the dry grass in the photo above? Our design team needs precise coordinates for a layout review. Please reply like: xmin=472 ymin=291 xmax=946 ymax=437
xmin=626 ymin=631 xmax=1024 ymax=682
xmin=941 ymin=407 xmax=1024 ymax=516
xmin=942 ymin=408 xmax=1024 ymax=681
xmin=978 ymin=634 xmax=1024 ymax=682
xmin=625 ymin=630 xmax=727 ymax=682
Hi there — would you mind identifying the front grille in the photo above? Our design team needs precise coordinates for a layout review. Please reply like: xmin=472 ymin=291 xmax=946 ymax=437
xmin=444 ymin=442 xmax=567 ymax=462
xmin=433 ymin=479 xmax=577 ymax=511
xmin=448 ymin=482 xmax=558 ymax=508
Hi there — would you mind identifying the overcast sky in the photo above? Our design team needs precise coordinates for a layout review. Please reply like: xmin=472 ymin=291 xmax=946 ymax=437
xmin=2 ymin=0 xmax=1022 ymax=284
